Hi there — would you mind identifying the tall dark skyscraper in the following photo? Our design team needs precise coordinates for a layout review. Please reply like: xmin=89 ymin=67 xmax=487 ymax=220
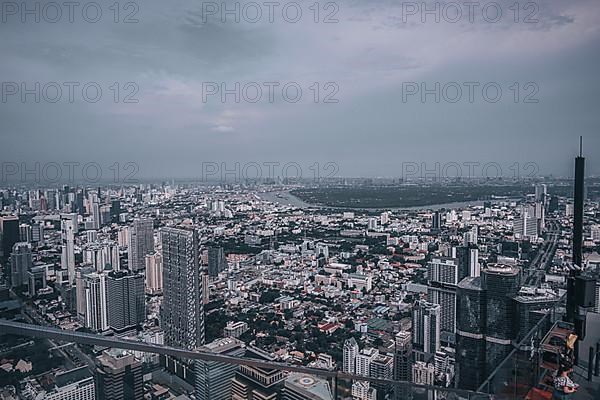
xmin=0 ymin=215 xmax=19 ymax=259
xmin=567 ymin=138 xmax=585 ymax=324
xmin=456 ymin=276 xmax=486 ymax=391
xmin=481 ymin=264 xmax=522 ymax=376
xmin=456 ymin=264 xmax=523 ymax=390
xmin=573 ymin=137 xmax=585 ymax=267
xmin=106 ymin=269 xmax=145 ymax=333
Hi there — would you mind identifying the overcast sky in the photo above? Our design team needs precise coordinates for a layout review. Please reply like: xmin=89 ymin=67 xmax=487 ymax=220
xmin=1 ymin=0 xmax=599 ymax=180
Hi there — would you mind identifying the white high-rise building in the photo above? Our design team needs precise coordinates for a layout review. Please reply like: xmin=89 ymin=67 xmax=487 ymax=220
xmin=60 ymin=213 xmax=77 ymax=284
xmin=84 ymin=272 xmax=108 ymax=332
xmin=145 ymin=252 xmax=163 ymax=295
xmin=343 ymin=337 xmax=359 ymax=374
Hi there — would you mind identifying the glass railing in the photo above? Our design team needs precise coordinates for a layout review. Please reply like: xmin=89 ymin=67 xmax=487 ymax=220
xmin=0 ymin=319 xmax=493 ymax=400
xmin=477 ymin=304 xmax=564 ymax=400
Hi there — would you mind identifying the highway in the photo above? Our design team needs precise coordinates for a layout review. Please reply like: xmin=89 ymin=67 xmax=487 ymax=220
xmin=524 ymin=219 xmax=560 ymax=286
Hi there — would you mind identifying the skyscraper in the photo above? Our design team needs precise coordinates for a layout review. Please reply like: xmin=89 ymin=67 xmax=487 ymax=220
xmin=10 ymin=242 xmax=32 ymax=288
xmin=160 ymin=226 xmax=204 ymax=381
xmin=128 ymin=218 xmax=154 ymax=272
xmin=412 ymin=300 xmax=441 ymax=357
xmin=481 ymin=264 xmax=521 ymax=371
xmin=106 ymin=270 xmax=145 ymax=333
xmin=195 ymin=338 xmax=246 ymax=400
xmin=208 ymin=246 xmax=227 ymax=277
xmin=0 ymin=215 xmax=19 ymax=259
xmin=96 ymin=349 xmax=143 ymax=400
xmin=393 ymin=331 xmax=413 ymax=400
xmin=431 ymin=211 xmax=441 ymax=231
xmin=456 ymin=276 xmax=486 ymax=390
xmin=456 ymin=264 xmax=522 ymax=390
xmin=84 ymin=272 xmax=108 ymax=332
xmin=60 ymin=213 xmax=77 ymax=284
xmin=145 ymin=252 xmax=163 ymax=295
xmin=573 ymin=137 xmax=585 ymax=267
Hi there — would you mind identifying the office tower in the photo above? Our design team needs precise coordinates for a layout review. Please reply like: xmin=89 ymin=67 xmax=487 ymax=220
xmin=60 ymin=213 xmax=77 ymax=284
xmin=99 ymin=205 xmax=111 ymax=226
xmin=393 ymin=331 xmax=412 ymax=381
xmin=110 ymin=199 xmax=121 ymax=222
xmin=431 ymin=211 xmax=441 ymax=231
xmin=84 ymin=272 xmax=108 ymax=332
xmin=19 ymin=223 xmax=32 ymax=242
xmin=231 ymin=347 xmax=286 ymax=400
xmin=160 ymin=226 xmax=204 ymax=381
xmin=31 ymin=222 xmax=44 ymax=245
xmin=0 ymin=215 xmax=19 ymax=259
xmin=412 ymin=300 xmax=441 ymax=356
xmin=393 ymin=331 xmax=413 ymax=400
xmin=455 ymin=276 xmax=486 ymax=390
xmin=456 ymin=245 xmax=479 ymax=280
xmin=91 ymin=200 xmax=100 ymax=229
xmin=281 ymin=373 xmax=334 ymax=400
xmin=145 ymin=252 xmax=163 ymax=295
xmin=128 ymin=218 xmax=154 ymax=272
xmin=352 ymin=381 xmax=376 ymax=400
xmin=343 ymin=337 xmax=359 ymax=374
xmin=482 ymin=264 xmax=521 ymax=370
xmin=96 ymin=349 xmax=143 ymax=400
xmin=208 ymin=246 xmax=227 ymax=277
xmin=195 ymin=338 xmax=246 ymax=400
xmin=106 ymin=270 xmax=145 ymax=333
xmin=10 ymin=242 xmax=32 ymax=288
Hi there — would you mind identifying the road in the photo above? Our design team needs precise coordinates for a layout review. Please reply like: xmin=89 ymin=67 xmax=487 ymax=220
xmin=524 ymin=219 xmax=560 ymax=286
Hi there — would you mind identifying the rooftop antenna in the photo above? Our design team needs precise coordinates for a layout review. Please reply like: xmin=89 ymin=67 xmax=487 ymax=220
xmin=579 ymin=136 xmax=583 ymax=157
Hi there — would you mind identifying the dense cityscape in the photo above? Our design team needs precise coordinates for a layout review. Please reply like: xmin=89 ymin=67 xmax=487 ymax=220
xmin=0 ymin=147 xmax=599 ymax=400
